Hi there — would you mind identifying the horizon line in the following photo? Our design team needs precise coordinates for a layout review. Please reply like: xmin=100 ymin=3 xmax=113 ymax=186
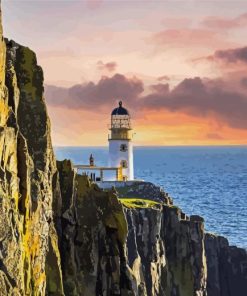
xmin=53 ymin=144 xmax=247 ymax=148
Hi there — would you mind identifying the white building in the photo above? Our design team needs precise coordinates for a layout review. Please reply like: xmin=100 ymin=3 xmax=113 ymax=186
xmin=108 ymin=101 xmax=134 ymax=180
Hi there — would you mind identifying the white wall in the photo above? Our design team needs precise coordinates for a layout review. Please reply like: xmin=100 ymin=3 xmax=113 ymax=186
xmin=108 ymin=139 xmax=134 ymax=180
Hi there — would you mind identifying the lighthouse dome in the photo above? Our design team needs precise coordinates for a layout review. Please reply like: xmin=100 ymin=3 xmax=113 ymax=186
xmin=111 ymin=101 xmax=129 ymax=116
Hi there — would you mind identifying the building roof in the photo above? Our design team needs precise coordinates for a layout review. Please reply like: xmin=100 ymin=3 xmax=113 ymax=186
xmin=111 ymin=101 xmax=129 ymax=116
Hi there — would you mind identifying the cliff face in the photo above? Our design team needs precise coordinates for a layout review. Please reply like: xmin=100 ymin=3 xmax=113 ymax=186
xmin=205 ymin=233 xmax=247 ymax=296
xmin=0 ymin=6 xmax=63 ymax=294
xmin=125 ymin=206 xmax=207 ymax=296
xmin=56 ymin=160 xmax=135 ymax=296
xmin=56 ymin=163 xmax=247 ymax=296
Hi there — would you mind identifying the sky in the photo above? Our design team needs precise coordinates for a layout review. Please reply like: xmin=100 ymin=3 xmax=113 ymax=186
xmin=2 ymin=0 xmax=247 ymax=146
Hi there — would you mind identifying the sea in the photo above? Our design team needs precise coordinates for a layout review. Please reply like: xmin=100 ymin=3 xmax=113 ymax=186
xmin=54 ymin=146 xmax=247 ymax=249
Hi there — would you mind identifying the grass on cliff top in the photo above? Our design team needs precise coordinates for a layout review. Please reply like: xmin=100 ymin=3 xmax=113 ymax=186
xmin=118 ymin=197 xmax=161 ymax=209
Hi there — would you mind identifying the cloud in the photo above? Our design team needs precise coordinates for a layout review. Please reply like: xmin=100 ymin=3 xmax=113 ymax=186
xmin=86 ymin=0 xmax=103 ymax=10
xmin=45 ymin=73 xmax=247 ymax=130
xmin=213 ymin=47 xmax=247 ymax=64
xmin=151 ymin=28 xmax=231 ymax=50
xmin=192 ymin=46 xmax=247 ymax=75
xmin=149 ymin=83 xmax=169 ymax=93
xmin=241 ymin=77 xmax=247 ymax=88
xmin=201 ymin=13 xmax=247 ymax=30
xmin=161 ymin=17 xmax=192 ymax=29
xmin=45 ymin=73 xmax=144 ymax=109
xmin=206 ymin=133 xmax=224 ymax=140
xmin=97 ymin=60 xmax=118 ymax=72
xmin=157 ymin=75 xmax=170 ymax=82
xmin=141 ymin=77 xmax=247 ymax=129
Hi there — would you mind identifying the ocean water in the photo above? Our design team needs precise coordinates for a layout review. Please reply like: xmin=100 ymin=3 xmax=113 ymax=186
xmin=54 ymin=146 xmax=247 ymax=249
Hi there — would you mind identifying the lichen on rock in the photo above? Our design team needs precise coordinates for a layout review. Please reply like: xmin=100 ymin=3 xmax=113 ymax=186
xmin=0 ymin=5 xmax=63 ymax=294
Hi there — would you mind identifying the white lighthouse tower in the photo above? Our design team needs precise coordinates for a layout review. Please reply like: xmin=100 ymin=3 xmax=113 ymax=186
xmin=108 ymin=101 xmax=134 ymax=181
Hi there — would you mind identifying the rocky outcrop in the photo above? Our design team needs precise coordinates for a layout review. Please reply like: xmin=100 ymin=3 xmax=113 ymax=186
xmin=119 ymin=187 xmax=207 ymax=296
xmin=205 ymin=233 xmax=247 ymax=296
xmin=55 ymin=167 xmax=247 ymax=296
xmin=0 ymin=5 xmax=63 ymax=294
xmin=125 ymin=207 xmax=166 ymax=296
xmin=161 ymin=209 xmax=207 ymax=296
xmin=117 ymin=183 xmax=207 ymax=295
xmin=56 ymin=160 xmax=135 ymax=296
xmin=55 ymin=166 xmax=209 ymax=296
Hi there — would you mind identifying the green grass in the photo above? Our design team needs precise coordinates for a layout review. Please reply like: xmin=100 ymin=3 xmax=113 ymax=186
xmin=118 ymin=197 xmax=162 ymax=209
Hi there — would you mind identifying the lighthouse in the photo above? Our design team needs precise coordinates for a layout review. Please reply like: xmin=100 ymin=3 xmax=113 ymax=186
xmin=108 ymin=101 xmax=134 ymax=181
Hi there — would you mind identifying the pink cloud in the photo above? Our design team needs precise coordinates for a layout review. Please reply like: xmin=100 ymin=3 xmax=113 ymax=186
xmin=202 ymin=17 xmax=241 ymax=30
xmin=161 ymin=17 xmax=192 ymax=29
xmin=150 ymin=83 xmax=169 ymax=93
xmin=86 ymin=0 xmax=103 ymax=10
xmin=201 ymin=12 xmax=247 ymax=30
xmin=214 ymin=47 xmax=247 ymax=64
xmin=151 ymin=28 xmax=230 ymax=49
xmin=97 ymin=60 xmax=117 ymax=72
xmin=141 ymin=77 xmax=247 ymax=130
xmin=45 ymin=74 xmax=144 ymax=110
xmin=45 ymin=71 xmax=247 ymax=130
xmin=192 ymin=46 xmax=247 ymax=77
xmin=157 ymin=75 xmax=170 ymax=82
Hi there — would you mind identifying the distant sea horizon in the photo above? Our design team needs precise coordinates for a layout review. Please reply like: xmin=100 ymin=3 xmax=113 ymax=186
xmin=55 ymin=145 xmax=247 ymax=249
xmin=54 ymin=145 xmax=247 ymax=147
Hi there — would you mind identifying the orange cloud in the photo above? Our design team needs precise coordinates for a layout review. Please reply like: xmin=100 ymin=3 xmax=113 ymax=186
xmin=132 ymin=110 xmax=247 ymax=146
xmin=45 ymin=71 xmax=247 ymax=132
xmin=48 ymin=106 xmax=247 ymax=146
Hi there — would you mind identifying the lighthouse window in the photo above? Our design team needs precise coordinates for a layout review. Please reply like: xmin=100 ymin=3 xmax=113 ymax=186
xmin=121 ymin=160 xmax=128 ymax=168
xmin=120 ymin=144 xmax=128 ymax=152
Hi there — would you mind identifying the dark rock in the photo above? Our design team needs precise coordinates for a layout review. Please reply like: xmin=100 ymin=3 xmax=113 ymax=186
xmin=205 ymin=233 xmax=247 ymax=296
xmin=190 ymin=215 xmax=204 ymax=223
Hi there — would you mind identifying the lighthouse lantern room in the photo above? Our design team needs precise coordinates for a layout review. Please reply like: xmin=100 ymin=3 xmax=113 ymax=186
xmin=108 ymin=101 xmax=134 ymax=180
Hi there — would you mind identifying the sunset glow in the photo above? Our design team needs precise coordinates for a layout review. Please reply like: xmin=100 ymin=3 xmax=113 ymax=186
xmin=3 ymin=0 xmax=247 ymax=146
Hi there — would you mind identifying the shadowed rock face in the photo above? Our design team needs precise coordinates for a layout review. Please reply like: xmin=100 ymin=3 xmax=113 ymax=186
xmin=56 ymin=160 xmax=135 ymax=296
xmin=0 ymin=6 xmax=63 ymax=294
xmin=205 ymin=233 xmax=247 ymax=296
xmin=55 ymin=164 xmax=247 ymax=296
xmin=124 ymin=198 xmax=207 ymax=296
xmin=55 ymin=161 xmax=206 ymax=295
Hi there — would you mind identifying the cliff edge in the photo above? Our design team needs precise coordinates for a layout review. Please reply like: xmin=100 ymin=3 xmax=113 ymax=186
xmin=55 ymin=163 xmax=247 ymax=296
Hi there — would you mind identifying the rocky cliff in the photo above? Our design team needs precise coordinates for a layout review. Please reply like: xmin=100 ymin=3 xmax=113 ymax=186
xmin=205 ymin=233 xmax=247 ymax=296
xmin=56 ymin=160 xmax=135 ymax=296
xmin=0 ymin=5 xmax=63 ymax=295
xmin=0 ymin=3 xmax=247 ymax=296
xmin=56 ymin=163 xmax=247 ymax=296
